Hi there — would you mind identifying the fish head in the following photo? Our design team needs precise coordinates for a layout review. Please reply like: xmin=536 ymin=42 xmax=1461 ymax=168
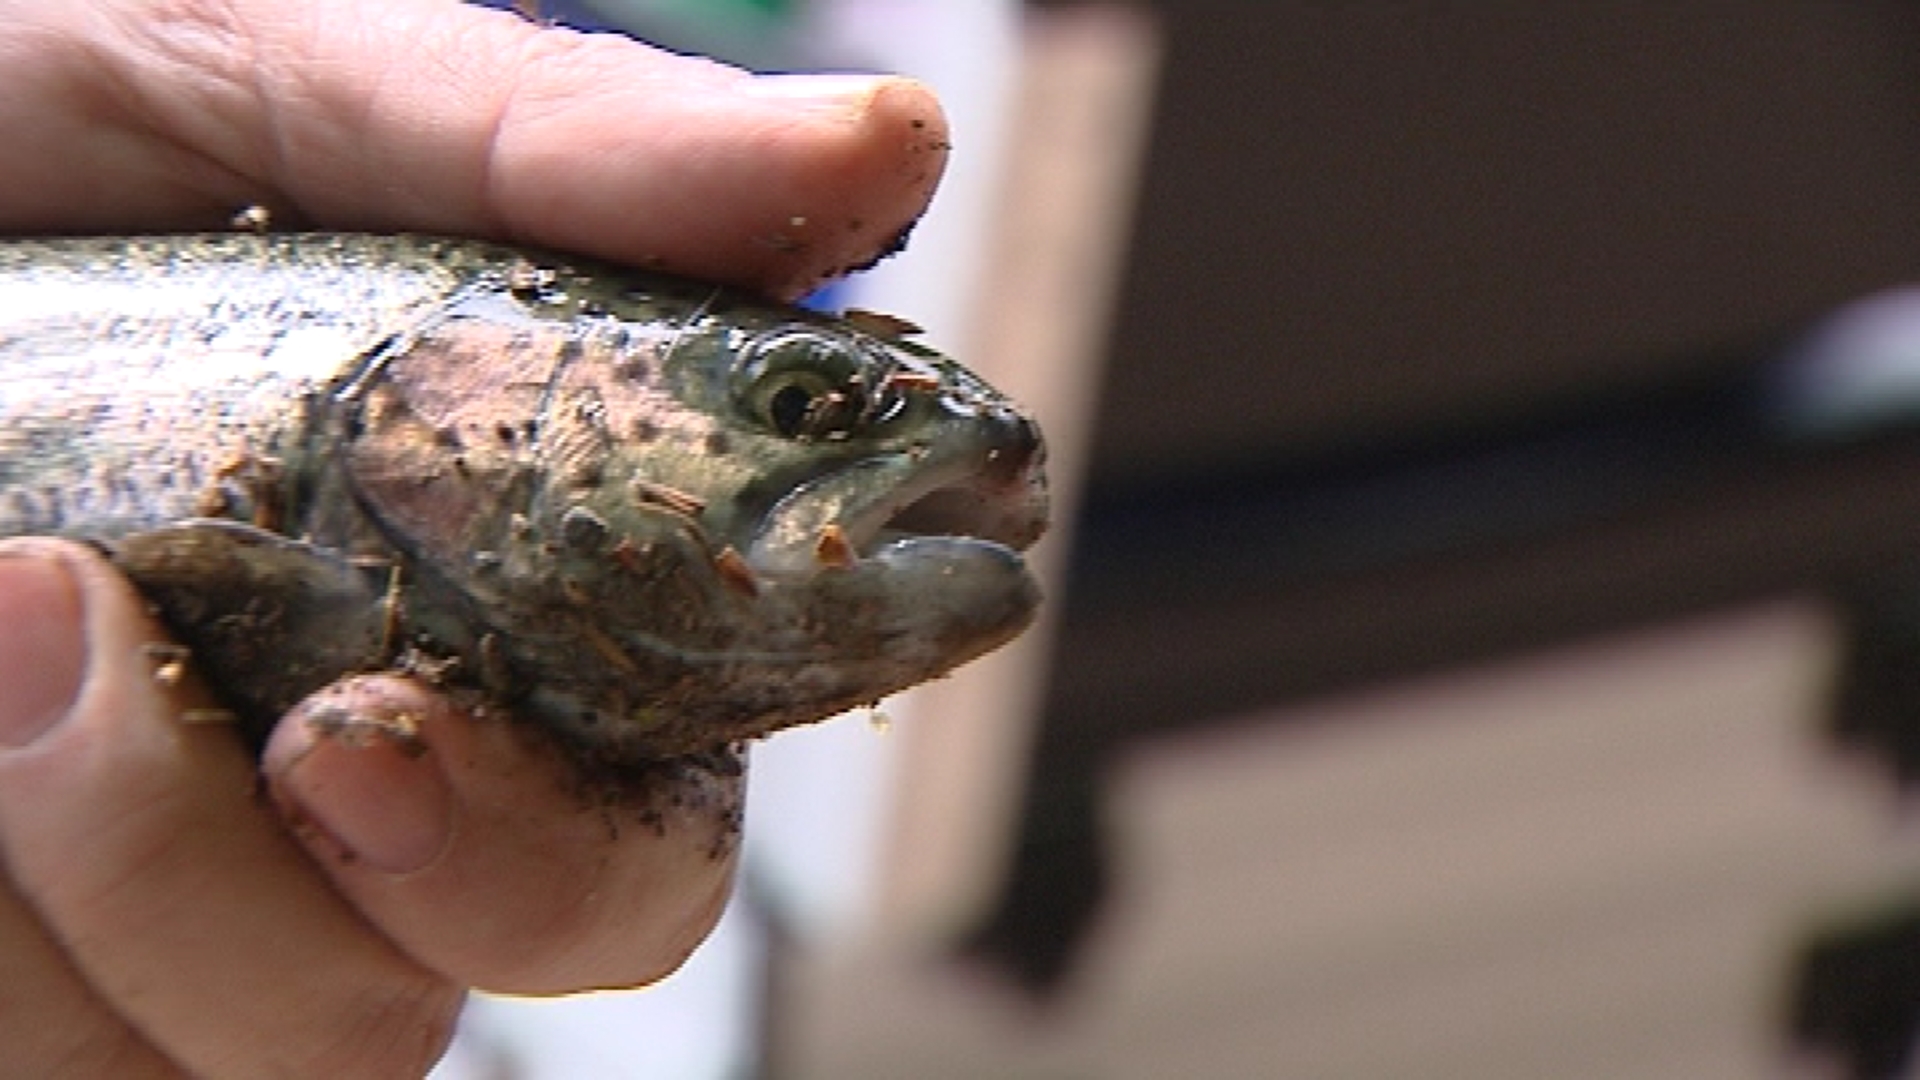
xmin=346 ymin=278 xmax=1048 ymax=760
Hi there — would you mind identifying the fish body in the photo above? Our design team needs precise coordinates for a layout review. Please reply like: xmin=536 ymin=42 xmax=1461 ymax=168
xmin=0 ymin=233 xmax=1047 ymax=771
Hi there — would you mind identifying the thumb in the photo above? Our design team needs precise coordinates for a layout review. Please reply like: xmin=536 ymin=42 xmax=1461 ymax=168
xmin=0 ymin=544 xmax=88 ymax=749
xmin=0 ymin=539 xmax=459 ymax=1078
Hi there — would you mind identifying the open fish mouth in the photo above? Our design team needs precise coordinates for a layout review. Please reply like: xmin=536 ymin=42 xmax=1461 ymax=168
xmin=745 ymin=407 xmax=1049 ymax=578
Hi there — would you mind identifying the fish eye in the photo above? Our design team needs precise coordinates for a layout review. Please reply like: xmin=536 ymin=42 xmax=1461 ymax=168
xmin=758 ymin=370 xmax=840 ymax=439
xmin=734 ymin=327 xmax=885 ymax=441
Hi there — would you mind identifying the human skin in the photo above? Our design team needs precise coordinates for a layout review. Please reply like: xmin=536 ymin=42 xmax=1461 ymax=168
xmin=0 ymin=0 xmax=949 ymax=1075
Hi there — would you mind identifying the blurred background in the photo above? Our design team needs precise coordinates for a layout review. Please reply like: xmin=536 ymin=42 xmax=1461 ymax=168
xmin=442 ymin=2 xmax=1920 ymax=1077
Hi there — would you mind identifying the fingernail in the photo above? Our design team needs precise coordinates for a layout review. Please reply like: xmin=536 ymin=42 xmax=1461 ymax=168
xmin=740 ymin=72 xmax=886 ymax=112
xmin=271 ymin=682 xmax=454 ymax=875
xmin=0 ymin=544 xmax=86 ymax=748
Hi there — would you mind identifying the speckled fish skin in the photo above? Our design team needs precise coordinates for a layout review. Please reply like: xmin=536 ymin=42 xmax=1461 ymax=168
xmin=0 ymin=233 xmax=1047 ymax=772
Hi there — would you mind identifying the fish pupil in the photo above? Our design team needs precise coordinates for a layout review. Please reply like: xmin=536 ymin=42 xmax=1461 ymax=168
xmin=768 ymin=383 xmax=815 ymax=439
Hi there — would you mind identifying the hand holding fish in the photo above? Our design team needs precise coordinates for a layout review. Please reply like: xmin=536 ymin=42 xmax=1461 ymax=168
xmin=0 ymin=0 xmax=957 ymax=1075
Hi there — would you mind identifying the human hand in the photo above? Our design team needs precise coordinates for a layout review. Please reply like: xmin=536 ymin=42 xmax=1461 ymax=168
xmin=0 ymin=0 xmax=945 ymax=300
xmin=0 ymin=0 xmax=948 ymax=1075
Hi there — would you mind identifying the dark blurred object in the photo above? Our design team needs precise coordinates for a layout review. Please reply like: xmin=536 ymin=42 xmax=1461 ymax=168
xmin=1080 ymin=2 xmax=1920 ymax=482
xmin=974 ymin=1 xmax=1920 ymax=999
xmin=1830 ymin=570 xmax=1920 ymax=790
xmin=1789 ymin=894 xmax=1920 ymax=1080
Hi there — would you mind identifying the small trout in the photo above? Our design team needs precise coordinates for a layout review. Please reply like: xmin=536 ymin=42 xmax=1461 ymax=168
xmin=0 ymin=233 xmax=1047 ymax=776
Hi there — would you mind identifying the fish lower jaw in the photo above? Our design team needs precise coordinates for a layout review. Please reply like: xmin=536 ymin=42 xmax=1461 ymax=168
xmin=742 ymin=496 xmax=1045 ymax=582
xmin=744 ymin=454 xmax=1048 ymax=579
xmin=744 ymin=525 xmax=1029 ymax=582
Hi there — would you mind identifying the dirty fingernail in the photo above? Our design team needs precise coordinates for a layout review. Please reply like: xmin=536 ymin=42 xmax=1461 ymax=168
xmin=271 ymin=683 xmax=454 ymax=875
xmin=0 ymin=546 xmax=86 ymax=748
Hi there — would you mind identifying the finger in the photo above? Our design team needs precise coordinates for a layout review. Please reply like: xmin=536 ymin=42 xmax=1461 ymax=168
xmin=0 ymin=873 xmax=182 ymax=1078
xmin=263 ymin=674 xmax=741 ymax=994
xmin=0 ymin=0 xmax=949 ymax=299
xmin=0 ymin=540 xmax=463 ymax=1079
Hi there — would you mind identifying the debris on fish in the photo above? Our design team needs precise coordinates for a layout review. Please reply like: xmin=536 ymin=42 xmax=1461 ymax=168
xmin=0 ymin=233 xmax=1047 ymax=776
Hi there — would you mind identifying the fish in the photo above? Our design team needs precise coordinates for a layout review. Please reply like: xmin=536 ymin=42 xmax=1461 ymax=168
xmin=0 ymin=233 xmax=1047 ymax=778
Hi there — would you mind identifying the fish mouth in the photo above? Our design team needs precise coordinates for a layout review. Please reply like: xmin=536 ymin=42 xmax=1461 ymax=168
xmin=744 ymin=413 xmax=1049 ymax=578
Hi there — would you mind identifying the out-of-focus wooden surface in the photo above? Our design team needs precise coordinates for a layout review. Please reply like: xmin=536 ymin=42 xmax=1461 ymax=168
xmin=788 ymin=601 xmax=1920 ymax=1078
xmin=1101 ymin=603 xmax=1901 ymax=1079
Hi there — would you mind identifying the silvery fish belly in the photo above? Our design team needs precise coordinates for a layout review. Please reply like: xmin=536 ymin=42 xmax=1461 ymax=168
xmin=0 ymin=234 xmax=1047 ymax=770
